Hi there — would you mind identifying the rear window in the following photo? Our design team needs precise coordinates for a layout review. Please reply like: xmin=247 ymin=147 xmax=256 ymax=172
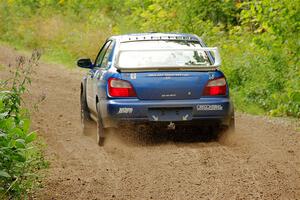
xmin=118 ymin=40 xmax=211 ymax=69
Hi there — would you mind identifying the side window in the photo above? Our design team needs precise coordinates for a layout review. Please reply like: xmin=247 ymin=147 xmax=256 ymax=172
xmin=95 ymin=41 xmax=112 ymax=68
xmin=100 ymin=41 xmax=115 ymax=68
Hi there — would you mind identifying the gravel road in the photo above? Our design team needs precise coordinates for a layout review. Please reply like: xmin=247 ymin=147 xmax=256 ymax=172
xmin=0 ymin=46 xmax=299 ymax=200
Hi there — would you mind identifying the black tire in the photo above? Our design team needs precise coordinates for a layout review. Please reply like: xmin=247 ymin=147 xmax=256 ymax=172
xmin=228 ymin=116 xmax=235 ymax=133
xmin=80 ymin=87 xmax=92 ymax=135
xmin=96 ymin=102 xmax=106 ymax=146
xmin=228 ymin=106 xmax=235 ymax=133
xmin=219 ymin=115 xmax=235 ymax=138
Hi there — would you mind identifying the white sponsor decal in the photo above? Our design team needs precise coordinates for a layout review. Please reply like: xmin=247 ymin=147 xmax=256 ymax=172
xmin=182 ymin=114 xmax=189 ymax=121
xmin=197 ymin=105 xmax=223 ymax=111
xmin=118 ymin=107 xmax=133 ymax=114
xmin=161 ymin=94 xmax=176 ymax=97
xmin=208 ymin=73 xmax=215 ymax=80
xmin=130 ymin=73 xmax=136 ymax=79
xmin=147 ymin=74 xmax=189 ymax=77
xmin=152 ymin=115 xmax=159 ymax=121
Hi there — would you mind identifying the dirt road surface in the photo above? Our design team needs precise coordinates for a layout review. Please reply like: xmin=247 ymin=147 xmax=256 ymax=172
xmin=0 ymin=46 xmax=299 ymax=200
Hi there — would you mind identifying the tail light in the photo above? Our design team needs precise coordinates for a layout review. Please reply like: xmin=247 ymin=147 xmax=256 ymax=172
xmin=108 ymin=78 xmax=136 ymax=97
xmin=203 ymin=77 xmax=227 ymax=96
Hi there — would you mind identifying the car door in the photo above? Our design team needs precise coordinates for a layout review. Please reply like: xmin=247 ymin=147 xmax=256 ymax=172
xmin=95 ymin=40 xmax=115 ymax=98
xmin=88 ymin=40 xmax=115 ymax=113
xmin=86 ymin=41 xmax=112 ymax=112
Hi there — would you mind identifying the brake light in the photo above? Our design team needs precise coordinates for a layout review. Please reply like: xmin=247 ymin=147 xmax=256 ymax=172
xmin=108 ymin=78 xmax=136 ymax=97
xmin=203 ymin=77 xmax=227 ymax=96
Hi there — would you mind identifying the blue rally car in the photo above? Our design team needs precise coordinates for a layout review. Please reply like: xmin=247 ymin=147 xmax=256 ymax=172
xmin=78 ymin=33 xmax=234 ymax=146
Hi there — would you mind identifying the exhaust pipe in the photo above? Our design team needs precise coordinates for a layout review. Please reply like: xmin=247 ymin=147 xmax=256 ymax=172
xmin=167 ymin=122 xmax=175 ymax=130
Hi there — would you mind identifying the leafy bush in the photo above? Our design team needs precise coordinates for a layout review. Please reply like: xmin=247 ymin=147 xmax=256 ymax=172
xmin=0 ymin=51 xmax=47 ymax=198
xmin=113 ymin=0 xmax=300 ymax=117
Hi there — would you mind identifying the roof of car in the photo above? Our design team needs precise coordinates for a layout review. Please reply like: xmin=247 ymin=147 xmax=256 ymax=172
xmin=110 ymin=33 xmax=200 ymax=43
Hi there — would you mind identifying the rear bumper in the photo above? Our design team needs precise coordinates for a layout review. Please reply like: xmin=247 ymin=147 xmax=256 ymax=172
xmin=100 ymin=97 xmax=233 ymax=126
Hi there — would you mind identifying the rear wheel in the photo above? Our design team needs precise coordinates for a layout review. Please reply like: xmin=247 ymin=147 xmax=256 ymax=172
xmin=228 ymin=117 xmax=235 ymax=133
xmin=80 ymin=90 xmax=93 ymax=135
xmin=218 ymin=115 xmax=235 ymax=140
xmin=96 ymin=102 xmax=106 ymax=146
xmin=228 ymin=106 xmax=235 ymax=133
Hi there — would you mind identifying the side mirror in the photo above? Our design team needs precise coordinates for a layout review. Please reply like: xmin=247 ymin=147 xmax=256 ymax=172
xmin=77 ymin=58 xmax=93 ymax=68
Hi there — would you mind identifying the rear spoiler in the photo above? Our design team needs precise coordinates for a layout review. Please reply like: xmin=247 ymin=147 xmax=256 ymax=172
xmin=115 ymin=47 xmax=221 ymax=72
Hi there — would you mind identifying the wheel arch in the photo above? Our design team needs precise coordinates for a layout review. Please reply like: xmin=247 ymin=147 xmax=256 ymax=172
xmin=81 ymin=77 xmax=87 ymax=95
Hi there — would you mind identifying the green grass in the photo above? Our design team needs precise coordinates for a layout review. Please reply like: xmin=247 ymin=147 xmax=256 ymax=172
xmin=41 ymin=47 xmax=76 ymax=68
xmin=0 ymin=40 xmax=33 ymax=58
xmin=231 ymin=92 xmax=265 ymax=115
xmin=0 ymin=39 xmax=77 ymax=68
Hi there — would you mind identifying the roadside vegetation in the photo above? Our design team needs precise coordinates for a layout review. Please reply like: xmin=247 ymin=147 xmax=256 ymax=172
xmin=0 ymin=0 xmax=299 ymax=117
xmin=0 ymin=51 xmax=47 ymax=199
